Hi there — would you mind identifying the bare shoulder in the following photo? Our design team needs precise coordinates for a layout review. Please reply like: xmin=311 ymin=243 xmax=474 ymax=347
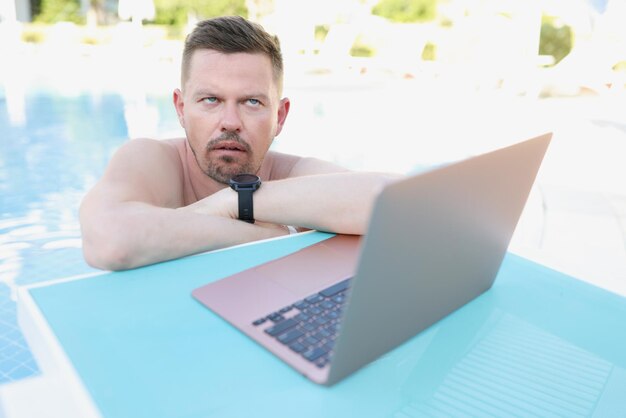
xmin=113 ymin=137 xmax=181 ymax=163
xmin=90 ymin=138 xmax=184 ymax=207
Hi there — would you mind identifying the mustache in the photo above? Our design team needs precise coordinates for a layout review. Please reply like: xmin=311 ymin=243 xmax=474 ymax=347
xmin=207 ymin=132 xmax=251 ymax=152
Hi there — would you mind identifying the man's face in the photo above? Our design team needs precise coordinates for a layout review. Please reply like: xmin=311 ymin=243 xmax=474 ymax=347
xmin=174 ymin=50 xmax=289 ymax=184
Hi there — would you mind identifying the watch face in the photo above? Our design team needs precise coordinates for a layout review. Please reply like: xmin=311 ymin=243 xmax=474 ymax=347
xmin=231 ymin=174 xmax=260 ymax=185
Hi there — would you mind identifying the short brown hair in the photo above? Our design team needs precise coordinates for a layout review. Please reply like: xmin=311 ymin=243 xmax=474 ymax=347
xmin=182 ymin=16 xmax=283 ymax=88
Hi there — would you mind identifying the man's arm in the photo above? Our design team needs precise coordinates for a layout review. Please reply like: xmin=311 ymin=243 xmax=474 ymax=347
xmin=81 ymin=140 xmax=400 ymax=270
xmin=186 ymin=163 xmax=397 ymax=236
xmin=79 ymin=139 xmax=290 ymax=270
xmin=263 ymin=156 xmax=400 ymax=233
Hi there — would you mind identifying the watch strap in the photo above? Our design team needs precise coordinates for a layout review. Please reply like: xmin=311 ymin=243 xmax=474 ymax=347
xmin=237 ymin=189 xmax=255 ymax=223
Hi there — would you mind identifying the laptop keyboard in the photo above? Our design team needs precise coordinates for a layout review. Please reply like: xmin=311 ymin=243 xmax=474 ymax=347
xmin=251 ymin=278 xmax=352 ymax=368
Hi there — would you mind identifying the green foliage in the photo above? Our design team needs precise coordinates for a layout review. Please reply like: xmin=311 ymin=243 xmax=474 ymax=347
xmin=152 ymin=0 xmax=248 ymax=26
xmin=372 ymin=0 xmax=437 ymax=23
xmin=539 ymin=15 xmax=573 ymax=66
xmin=350 ymin=39 xmax=375 ymax=57
xmin=21 ymin=25 xmax=46 ymax=43
xmin=315 ymin=25 xmax=330 ymax=42
xmin=152 ymin=0 xmax=187 ymax=26
xmin=421 ymin=42 xmax=436 ymax=61
xmin=35 ymin=0 xmax=84 ymax=24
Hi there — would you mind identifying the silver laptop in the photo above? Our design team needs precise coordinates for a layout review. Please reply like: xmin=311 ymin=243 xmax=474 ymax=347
xmin=192 ymin=133 xmax=552 ymax=386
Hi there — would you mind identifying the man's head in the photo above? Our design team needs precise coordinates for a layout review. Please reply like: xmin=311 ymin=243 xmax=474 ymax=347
xmin=174 ymin=16 xmax=290 ymax=185
xmin=181 ymin=15 xmax=284 ymax=94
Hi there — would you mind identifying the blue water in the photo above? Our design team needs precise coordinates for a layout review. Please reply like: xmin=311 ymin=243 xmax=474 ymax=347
xmin=0 ymin=91 xmax=178 ymax=383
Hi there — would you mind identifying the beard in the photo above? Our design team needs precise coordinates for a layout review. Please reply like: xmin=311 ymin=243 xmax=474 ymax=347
xmin=192 ymin=131 xmax=257 ymax=184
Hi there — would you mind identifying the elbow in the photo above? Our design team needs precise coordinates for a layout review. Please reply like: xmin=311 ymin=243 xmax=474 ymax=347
xmin=81 ymin=224 xmax=142 ymax=271
xmin=79 ymin=198 xmax=146 ymax=271
xmin=82 ymin=237 xmax=137 ymax=271
xmin=79 ymin=205 xmax=147 ymax=271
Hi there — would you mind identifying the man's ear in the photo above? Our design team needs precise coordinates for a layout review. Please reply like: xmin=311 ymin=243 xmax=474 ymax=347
xmin=173 ymin=89 xmax=185 ymax=127
xmin=274 ymin=97 xmax=290 ymax=137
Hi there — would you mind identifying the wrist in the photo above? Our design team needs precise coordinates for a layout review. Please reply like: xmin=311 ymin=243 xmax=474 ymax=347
xmin=186 ymin=188 xmax=237 ymax=219
xmin=219 ymin=187 xmax=239 ymax=219
xmin=229 ymin=174 xmax=262 ymax=223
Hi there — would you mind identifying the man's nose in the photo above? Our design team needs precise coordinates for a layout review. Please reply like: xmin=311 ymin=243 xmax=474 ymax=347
xmin=220 ymin=102 xmax=242 ymax=132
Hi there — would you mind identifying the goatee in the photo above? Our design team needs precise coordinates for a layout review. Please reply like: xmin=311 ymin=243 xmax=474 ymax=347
xmin=203 ymin=132 xmax=255 ymax=184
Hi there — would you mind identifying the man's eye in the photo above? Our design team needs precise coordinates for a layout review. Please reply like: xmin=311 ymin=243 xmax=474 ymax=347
xmin=247 ymin=98 xmax=261 ymax=106
xmin=202 ymin=97 xmax=217 ymax=104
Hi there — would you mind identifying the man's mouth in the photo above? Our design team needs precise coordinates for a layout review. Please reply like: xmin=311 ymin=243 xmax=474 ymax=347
xmin=209 ymin=141 xmax=247 ymax=153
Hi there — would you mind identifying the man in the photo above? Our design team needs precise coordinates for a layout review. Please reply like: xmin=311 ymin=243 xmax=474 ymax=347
xmin=80 ymin=16 xmax=396 ymax=270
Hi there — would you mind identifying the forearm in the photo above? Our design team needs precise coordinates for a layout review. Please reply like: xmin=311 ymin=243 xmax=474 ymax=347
xmin=192 ymin=172 xmax=400 ymax=235
xmin=80 ymin=201 xmax=286 ymax=270
xmin=256 ymin=172 xmax=397 ymax=234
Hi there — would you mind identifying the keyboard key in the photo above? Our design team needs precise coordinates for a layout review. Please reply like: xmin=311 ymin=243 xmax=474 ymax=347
xmin=303 ymin=347 xmax=328 ymax=362
xmin=312 ymin=331 xmax=328 ymax=341
xmin=278 ymin=329 xmax=304 ymax=345
xmin=307 ymin=306 xmax=322 ymax=315
xmin=315 ymin=357 xmax=329 ymax=368
xmin=302 ymin=322 xmax=317 ymax=332
xmin=289 ymin=342 xmax=306 ymax=353
xmin=267 ymin=313 xmax=285 ymax=323
xmin=305 ymin=294 xmax=324 ymax=304
xmin=304 ymin=336 xmax=319 ymax=346
xmin=333 ymin=295 xmax=345 ymax=304
xmin=319 ymin=279 xmax=351 ymax=297
xmin=293 ymin=300 xmax=309 ymax=310
xmin=317 ymin=328 xmax=332 ymax=339
xmin=314 ymin=316 xmax=329 ymax=326
xmin=320 ymin=300 xmax=335 ymax=310
xmin=265 ymin=318 xmax=298 ymax=337
xmin=279 ymin=306 xmax=293 ymax=314
xmin=252 ymin=317 xmax=267 ymax=326
xmin=326 ymin=311 xmax=340 ymax=320
xmin=293 ymin=313 xmax=310 ymax=322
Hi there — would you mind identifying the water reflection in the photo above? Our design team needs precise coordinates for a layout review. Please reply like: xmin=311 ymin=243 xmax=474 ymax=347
xmin=380 ymin=259 xmax=626 ymax=416
xmin=0 ymin=89 xmax=181 ymax=382
xmin=0 ymin=92 xmax=177 ymax=289
xmin=396 ymin=314 xmax=611 ymax=416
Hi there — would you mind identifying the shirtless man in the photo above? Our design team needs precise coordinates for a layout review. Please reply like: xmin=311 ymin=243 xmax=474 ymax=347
xmin=80 ymin=16 xmax=396 ymax=270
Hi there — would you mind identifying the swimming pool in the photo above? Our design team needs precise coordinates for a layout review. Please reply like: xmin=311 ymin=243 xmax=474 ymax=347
xmin=0 ymin=90 xmax=180 ymax=382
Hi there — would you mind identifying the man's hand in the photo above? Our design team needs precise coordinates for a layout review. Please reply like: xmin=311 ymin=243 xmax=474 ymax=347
xmin=185 ymin=188 xmax=292 ymax=235
xmin=186 ymin=187 xmax=237 ymax=219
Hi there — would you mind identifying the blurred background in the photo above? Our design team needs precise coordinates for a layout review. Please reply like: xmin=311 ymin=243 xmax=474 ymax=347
xmin=0 ymin=0 xmax=625 ymax=384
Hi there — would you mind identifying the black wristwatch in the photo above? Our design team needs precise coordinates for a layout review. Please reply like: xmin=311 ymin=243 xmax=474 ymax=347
xmin=229 ymin=174 xmax=262 ymax=223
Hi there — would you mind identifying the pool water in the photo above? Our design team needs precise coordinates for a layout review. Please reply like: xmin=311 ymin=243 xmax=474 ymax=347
xmin=0 ymin=91 xmax=179 ymax=383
